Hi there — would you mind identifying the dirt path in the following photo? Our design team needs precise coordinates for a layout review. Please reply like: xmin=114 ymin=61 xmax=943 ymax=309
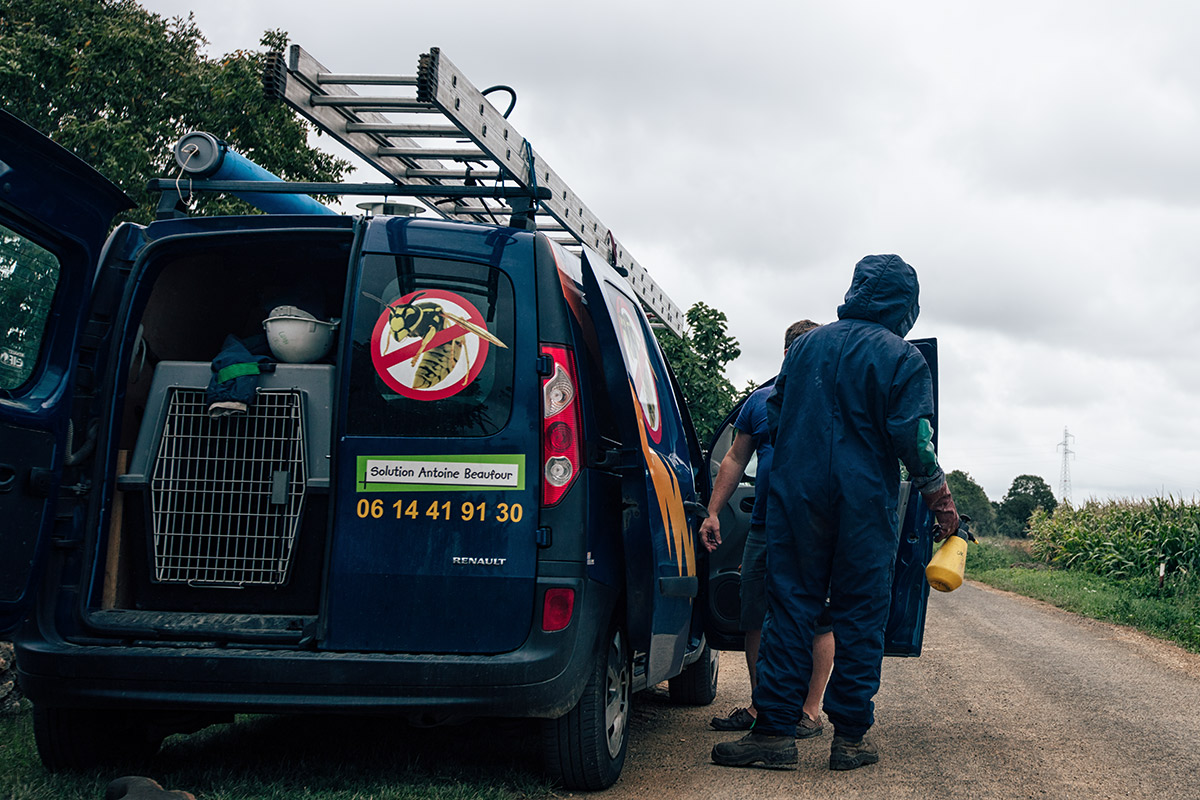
xmin=598 ymin=582 xmax=1200 ymax=800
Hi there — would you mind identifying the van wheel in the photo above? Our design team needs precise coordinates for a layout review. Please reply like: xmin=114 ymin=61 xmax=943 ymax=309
xmin=668 ymin=640 xmax=719 ymax=705
xmin=33 ymin=705 xmax=163 ymax=772
xmin=541 ymin=624 xmax=630 ymax=790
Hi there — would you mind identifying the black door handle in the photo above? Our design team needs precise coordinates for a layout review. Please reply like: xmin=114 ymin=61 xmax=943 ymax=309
xmin=0 ymin=463 xmax=16 ymax=493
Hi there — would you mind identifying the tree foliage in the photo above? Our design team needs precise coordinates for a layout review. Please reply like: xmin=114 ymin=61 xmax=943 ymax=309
xmin=0 ymin=0 xmax=350 ymax=224
xmin=655 ymin=302 xmax=741 ymax=444
xmin=997 ymin=473 xmax=1058 ymax=537
xmin=946 ymin=469 xmax=997 ymax=537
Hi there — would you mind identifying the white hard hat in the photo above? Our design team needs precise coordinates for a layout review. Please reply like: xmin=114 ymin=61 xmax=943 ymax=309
xmin=263 ymin=305 xmax=339 ymax=363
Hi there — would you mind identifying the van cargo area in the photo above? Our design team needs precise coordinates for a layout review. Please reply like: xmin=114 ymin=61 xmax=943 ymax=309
xmin=100 ymin=229 xmax=351 ymax=630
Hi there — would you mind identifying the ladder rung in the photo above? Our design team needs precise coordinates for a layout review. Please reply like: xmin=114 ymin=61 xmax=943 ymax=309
xmin=346 ymin=122 xmax=463 ymax=137
xmin=377 ymin=147 xmax=486 ymax=159
xmin=447 ymin=205 xmax=511 ymax=216
xmin=273 ymin=43 xmax=685 ymax=337
xmin=318 ymin=73 xmax=418 ymax=86
xmin=310 ymin=96 xmax=436 ymax=112
xmin=403 ymin=169 xmax=501 ymax=180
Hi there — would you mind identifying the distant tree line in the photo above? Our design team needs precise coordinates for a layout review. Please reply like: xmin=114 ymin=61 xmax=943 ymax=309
xmin=947 ymin=470 xmax=1057 ymax=538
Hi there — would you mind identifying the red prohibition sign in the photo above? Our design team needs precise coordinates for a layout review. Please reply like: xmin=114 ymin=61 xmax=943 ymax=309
xmin=370 ymin=289 xmax=495 ymax=401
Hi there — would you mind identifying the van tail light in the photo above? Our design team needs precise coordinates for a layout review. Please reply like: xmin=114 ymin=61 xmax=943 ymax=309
xmin=542 ymin=587 xmax=576 ymax=632
xmin=540 ymin=344 xmax=582 ymax=506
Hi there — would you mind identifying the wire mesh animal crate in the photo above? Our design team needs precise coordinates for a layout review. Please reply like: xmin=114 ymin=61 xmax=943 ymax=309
xmin=148 ymin=387 xmax=307 ymax=586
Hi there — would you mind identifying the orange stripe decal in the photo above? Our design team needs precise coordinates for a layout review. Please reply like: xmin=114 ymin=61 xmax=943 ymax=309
xmin=631 ymin=383 xmax=695 ymax=578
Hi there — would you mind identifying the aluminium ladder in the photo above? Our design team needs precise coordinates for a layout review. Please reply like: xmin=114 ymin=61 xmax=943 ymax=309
xmin=263 ymin=45 xmax=685 ymax=337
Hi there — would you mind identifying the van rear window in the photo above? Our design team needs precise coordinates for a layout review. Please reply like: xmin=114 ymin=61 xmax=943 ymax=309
xmin=346 ymin=254 xmax=515 ymax=437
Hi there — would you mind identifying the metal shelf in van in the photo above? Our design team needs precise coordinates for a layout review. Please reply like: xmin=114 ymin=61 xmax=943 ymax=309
xmin=118 ymin=361 xmax=333 ymax=492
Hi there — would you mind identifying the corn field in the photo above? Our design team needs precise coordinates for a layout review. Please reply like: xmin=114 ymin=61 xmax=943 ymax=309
xmin=1028 ymin=497 xmax=1200 ymax=582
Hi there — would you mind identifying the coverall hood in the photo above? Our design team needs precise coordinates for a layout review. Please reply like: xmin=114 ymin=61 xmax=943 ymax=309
xmin=837 ymin=254 xmax=920 ymax=338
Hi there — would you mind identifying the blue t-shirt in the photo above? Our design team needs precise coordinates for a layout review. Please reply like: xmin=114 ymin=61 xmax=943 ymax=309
xmin=734 ymin=383 xmax=775 ymax=526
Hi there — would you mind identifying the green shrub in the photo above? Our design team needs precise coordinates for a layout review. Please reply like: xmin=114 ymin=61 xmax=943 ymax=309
xmin=964 ymin=537 xmax=1026 ymax=574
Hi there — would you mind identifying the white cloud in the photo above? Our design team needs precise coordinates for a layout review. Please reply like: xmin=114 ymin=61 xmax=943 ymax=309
xmin=137 ymin=0 xmax=1200 ymax=503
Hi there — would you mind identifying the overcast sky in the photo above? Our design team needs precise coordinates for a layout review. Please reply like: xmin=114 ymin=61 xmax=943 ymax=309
xmin=137 ymin=0 xmax=1200 ymax=504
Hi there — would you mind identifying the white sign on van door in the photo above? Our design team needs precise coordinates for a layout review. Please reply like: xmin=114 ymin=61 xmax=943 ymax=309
xmin=610 ymin=291 xmax=662 ymax=444
xmin=355 ymin=454 xmax=526 ymax=492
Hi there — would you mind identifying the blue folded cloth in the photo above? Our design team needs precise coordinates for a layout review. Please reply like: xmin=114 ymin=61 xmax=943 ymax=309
xmin=206 ymin=334 xmax=273 ymax=416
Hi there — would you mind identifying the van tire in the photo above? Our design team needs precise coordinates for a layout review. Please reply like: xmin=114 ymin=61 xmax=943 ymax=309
xmin=667 ymin=640 xmax=719 ymax=705
xmin=33 ymin=705 xmax=163 ymax=772
xmin=541 ymin=624 xmax=630 ymax=790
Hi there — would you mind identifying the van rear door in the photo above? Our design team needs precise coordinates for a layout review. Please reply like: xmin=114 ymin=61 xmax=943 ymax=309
xmin=0 ymin=111 xmax=132 ymax=636
xmin=325 ymin=219 xmax=538 ymax=654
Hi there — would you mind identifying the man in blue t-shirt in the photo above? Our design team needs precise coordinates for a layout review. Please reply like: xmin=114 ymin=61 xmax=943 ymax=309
xmin=699 ymin=319 xmax=834 ymax=738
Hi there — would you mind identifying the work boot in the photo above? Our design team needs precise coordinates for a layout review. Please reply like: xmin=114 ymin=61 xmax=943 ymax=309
xmin=829 ymin=735 xmax=879 ymax=770
xmin=711 ymin=731 xmax=798 ymax=769
xmin=710 ymin=706 xmax=755 ymax=731
xmin=796 ymin=711 xmax=824 ymax=739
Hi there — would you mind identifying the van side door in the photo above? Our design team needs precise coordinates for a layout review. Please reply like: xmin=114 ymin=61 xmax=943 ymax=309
xmin=884 ymin=337 xmax=937 ymax=656
xmin=700 ymin=380 xmax=774 ymax=652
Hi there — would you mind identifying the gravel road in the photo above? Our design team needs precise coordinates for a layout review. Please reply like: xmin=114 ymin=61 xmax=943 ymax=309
xmin=599 ymin=581 xmax=1200 ymax=800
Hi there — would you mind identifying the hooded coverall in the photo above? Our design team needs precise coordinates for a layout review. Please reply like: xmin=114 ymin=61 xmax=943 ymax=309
xmin=751 ymin=254 xmax=946 ymax=740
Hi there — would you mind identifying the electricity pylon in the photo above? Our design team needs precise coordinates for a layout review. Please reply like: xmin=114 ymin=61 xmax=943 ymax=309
xmin=1057 ymin=427 xmax=1075 ymax=505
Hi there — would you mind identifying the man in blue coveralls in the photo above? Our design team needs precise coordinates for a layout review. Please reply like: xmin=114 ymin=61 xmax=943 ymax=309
xmin=701 ymin=320 xmax=834 ymax=738
xmin=712 ymin=254 xmax=960 ymax=771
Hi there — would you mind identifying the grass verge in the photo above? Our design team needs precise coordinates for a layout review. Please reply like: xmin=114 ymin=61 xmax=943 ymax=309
xmin=966 ymin=537 xmax=1200 ymax=653
xmin=1 ymin=709 xmax=554 ymax=800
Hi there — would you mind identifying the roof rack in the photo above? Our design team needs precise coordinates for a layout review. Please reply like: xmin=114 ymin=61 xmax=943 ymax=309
xmin=262 ymin=45 xmax=685 ymax=337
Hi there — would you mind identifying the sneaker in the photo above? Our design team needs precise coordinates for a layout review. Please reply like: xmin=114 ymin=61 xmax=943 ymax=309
xmin=710 ymin=707 xmax=756 ymax=731
xmin=829 ymin=735 xmax=879 ymax=770
xmin=796 ymin=712 xmax=824 ymax=739
xmin=712 ymin=732 xmax=798 ymax=769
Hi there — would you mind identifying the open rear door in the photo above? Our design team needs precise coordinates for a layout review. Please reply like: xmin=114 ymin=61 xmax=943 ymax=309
xmin=579 ymin=250 xmax=700 ymax=686
xmin=0 ymin=110 xmax=133 ymax=635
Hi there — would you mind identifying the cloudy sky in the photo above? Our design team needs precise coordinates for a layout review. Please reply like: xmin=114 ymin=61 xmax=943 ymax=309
xmin=138 ymin=0 xmax=1200 ymax=504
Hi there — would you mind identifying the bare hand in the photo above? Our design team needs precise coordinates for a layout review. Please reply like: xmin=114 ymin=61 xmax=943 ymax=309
xmin=699 ymin=515 xmax=721 ymax=552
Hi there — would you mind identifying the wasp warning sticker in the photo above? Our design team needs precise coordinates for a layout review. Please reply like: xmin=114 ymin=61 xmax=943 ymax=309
xmin=357 ymin=454 xmax=525 ymax=492
xmin=370 ymin=289 xmax=507 ymax=401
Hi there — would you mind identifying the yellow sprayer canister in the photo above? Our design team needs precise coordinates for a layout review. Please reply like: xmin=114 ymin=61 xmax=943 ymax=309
xmin=926 ymin=534 xmax=968 ymax=592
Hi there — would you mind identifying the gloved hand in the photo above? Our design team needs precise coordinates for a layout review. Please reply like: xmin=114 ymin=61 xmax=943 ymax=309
xmin=921 ymin=482 xmax=960 ymax=543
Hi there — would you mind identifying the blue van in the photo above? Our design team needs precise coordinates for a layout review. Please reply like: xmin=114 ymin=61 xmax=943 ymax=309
xmin=0 ymin=106 xmax=935 ymax=790
xmin=0 ymin=108 xmax=725 ymax=790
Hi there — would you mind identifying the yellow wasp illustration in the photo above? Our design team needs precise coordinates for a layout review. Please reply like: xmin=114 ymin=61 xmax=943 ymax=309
xmin=366 ymin=292 xmax=507 ymax=388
